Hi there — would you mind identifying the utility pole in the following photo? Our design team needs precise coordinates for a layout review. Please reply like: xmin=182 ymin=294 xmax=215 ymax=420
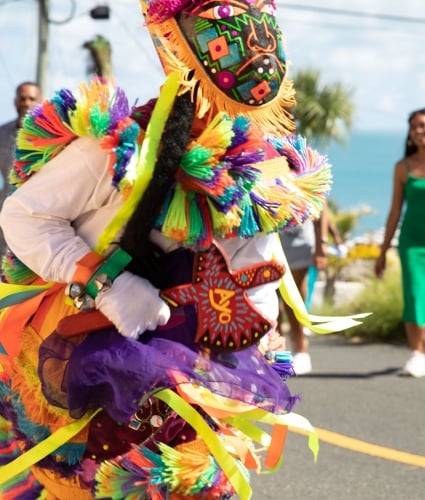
xmin=37 ymin=0 xmax=49 ymax=97
xmin=36 ymin=1 xmax=110 ymax=97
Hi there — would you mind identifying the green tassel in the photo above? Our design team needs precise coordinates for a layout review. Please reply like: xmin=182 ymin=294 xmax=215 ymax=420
xmin=206 ymin=199 xmax=237 ymax=234
xmin=180 ymin=145 xmax=216 ymax=180
xmin=89 ymin=104 xmax=111 ymax=138
xmin=162 ymin=184 xmax=188 ymax=240
xmin=20 ymin=119 xmax=52 ymax=139
xmin=1 ymin=254 xmax=37 ymax=285
xmin=187 ymin=192 xmax=204 ymax=245
xmin=256 ymin=205 xmax=278 ymax=233
xmin=156 ymin=441 xmax=219 ymax=495
xmin=95 ymin=461 xmax=144 ymax=499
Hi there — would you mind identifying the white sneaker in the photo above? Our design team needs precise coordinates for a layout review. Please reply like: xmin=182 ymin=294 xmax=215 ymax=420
xmin=303 ymin=326 xmax=312 ymax=337
xmin=292 ymin=352 xmax=312 ymax=375
xmin=402 ymin=351 xmax=425 ymax=378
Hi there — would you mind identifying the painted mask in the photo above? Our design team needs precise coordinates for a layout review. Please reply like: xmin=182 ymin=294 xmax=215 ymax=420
xmin=141 ymin=0 xmax=295 ymax=132
xmin=176 ymin=0 xmax=287 ymax=107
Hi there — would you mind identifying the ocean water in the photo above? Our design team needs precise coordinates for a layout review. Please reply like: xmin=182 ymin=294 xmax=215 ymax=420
xmin=325 ymin=130 xmax=406 ymax=236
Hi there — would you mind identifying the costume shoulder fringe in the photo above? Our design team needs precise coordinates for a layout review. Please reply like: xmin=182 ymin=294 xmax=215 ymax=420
xmin=156 ymin=113 xmax=332 ymax=248
xmin=3 ymin=79 xmax=141 ymax=284
xmin=2 ymin=81 xmax=331 ymax=282
xmin=10 ymin=79 xmax=140 ymax=193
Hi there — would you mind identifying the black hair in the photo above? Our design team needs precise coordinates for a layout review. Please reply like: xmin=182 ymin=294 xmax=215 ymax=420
xmin=15 ymin=81 xmax=40 ymax=95
xmin=120 ymin=91 xmax=195 ymax=280
xmin=405 ymin=108 xmax=425 ymax=157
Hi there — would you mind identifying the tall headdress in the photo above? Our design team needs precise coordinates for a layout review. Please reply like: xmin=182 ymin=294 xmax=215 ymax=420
xmin=139 ymin=0 xmax=296 ymax=134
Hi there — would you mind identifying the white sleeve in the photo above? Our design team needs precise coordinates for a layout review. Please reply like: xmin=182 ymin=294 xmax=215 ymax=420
xmin=0 ymin=136 xmax=121 ymax=283
xmin=218 ymin=233 xmax=283 ymax=323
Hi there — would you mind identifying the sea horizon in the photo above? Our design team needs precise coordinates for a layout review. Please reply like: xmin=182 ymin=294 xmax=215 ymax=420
xmin=325 ymin=129 xmax=406 ymax=239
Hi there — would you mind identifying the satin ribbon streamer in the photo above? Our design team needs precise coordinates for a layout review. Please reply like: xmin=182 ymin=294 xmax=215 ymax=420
xmin=0 ymin=410 xmax=101 ymax=486
xmin=95 ymin=71 xmax=182 ymax=255
xmin=156 ymin=388 xmax=253 ymax=500
xmin=275 ymin=234 xmax=370 ymax=333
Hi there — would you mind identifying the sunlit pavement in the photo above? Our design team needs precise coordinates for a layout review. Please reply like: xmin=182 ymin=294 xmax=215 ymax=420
xmin=249 ymin=333 xmax=425 ymax=500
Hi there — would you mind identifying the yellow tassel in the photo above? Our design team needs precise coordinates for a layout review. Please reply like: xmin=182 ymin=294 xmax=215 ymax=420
xmin=158 ymin=441 xmax=213 ymax=493
xmin=194 ymin=112 xmax=234 ymax=152
xmin=207 ymin=200 xmax=241 ymax=234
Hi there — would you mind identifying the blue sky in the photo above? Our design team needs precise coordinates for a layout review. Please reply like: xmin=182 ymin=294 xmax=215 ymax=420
xmin=1 ymin=0 xmax=424 ymax=131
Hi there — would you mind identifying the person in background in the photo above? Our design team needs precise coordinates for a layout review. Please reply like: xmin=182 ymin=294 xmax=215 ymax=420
xmin=306 ymin=211 xmax=347 ymax=311
xmin=375 ymin=108 xmax=425 ymax=377
xmin=327 ymin=216 xmax=347 ymax=257
xmin=279 ymin=207 xmax=329 ymax=375
xmin=0 ymin=81 xmax=41 ymax=252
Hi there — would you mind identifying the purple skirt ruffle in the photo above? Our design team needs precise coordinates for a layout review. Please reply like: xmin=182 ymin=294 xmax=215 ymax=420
xmin=39 ymin=305 xmax=298 ymax=424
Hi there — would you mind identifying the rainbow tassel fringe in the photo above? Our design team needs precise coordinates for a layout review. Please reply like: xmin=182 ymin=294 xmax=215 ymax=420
xmin=0 ymin=416 xmax=44 ymax=499
xmin=95 ymin=440 xmax=237 ymax=499
xmin=156 ymin=124 xmax=332 ymax=247
xmin=4 ymin=80 xmax=141 ymax=285
xmin=2 ymin=80 xmax=331 ymax=282
xmin=10 ymin=80 xmax=137 ymax=192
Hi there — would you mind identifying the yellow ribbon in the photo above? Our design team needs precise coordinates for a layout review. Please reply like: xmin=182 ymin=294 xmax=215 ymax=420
xmin=155 ymin=388 xmax=252 ymax=500
xmin=169 ymin=382 xmax=319 ymax=485
xmin=0 ymin=409 xmax=101 ymax=486
xmin=226 ymin=409 xmax=319 ymax=462
xmin=176 ymin=382 xmax=319 ymax=461
xmin=95 ymin=71 xmax=182 ymax=255
xmin=275 ymin=234 xmax=370 ymax=333
xmin=0 ymin=282 xmax=53 ymax=310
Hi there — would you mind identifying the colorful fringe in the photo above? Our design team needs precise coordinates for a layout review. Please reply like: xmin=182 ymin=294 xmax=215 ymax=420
xmin=156 ymin=116 xmax=332 ymax=248
xmin=0 ymin=371 xmax=87 ymax=468
xmin=4 ymin=79 xmax=142 ymax=284
xmin=2 ymin=79 xmax=331 ymax=282
xmin=95 ymin=440 xmax=238 ymax=499
xmin=0 ymin=416 xmax=44 ymax=499
xmin=10 ymin=79 xmax=139 ymax=193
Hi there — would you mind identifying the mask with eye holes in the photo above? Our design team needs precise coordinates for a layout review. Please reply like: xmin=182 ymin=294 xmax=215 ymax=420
xmin=141 ymin=0 xmax=294 ymax=131
xmin=176 ymin=0 xmax=287 ymax=107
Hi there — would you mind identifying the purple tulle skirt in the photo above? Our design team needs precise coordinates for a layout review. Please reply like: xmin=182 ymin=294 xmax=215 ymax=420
xmin=39 ymin=304 xmax=298 ymax=424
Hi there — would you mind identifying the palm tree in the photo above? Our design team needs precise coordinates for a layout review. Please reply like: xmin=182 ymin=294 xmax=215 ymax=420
xmin=291 ymin=69 xmax=356 ymax=303
xmin=292 ymin=68 xmax=354 ymax=147
xmin=291 ymin=69 xmax=362 ymax=237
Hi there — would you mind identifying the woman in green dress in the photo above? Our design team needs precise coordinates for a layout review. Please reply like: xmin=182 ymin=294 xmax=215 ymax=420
xmin=376 ymin=108 xmax=425 ymax=377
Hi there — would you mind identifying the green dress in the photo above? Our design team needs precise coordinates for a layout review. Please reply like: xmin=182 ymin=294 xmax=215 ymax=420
xmin=398 ymin=172 xmax=425 ymax=326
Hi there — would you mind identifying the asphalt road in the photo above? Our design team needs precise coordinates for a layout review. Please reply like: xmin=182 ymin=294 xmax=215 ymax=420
xmin=249 ymin=333 xmax=425 ymax=500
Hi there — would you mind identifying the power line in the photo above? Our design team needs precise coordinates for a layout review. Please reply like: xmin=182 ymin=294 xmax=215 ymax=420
xmin=280 ymin=4 xmax=425 ymax=25
xmin=39 ymin=0 xmax=77 ymax=25
xmin=0 ymin=0 xmax=25 ymax=5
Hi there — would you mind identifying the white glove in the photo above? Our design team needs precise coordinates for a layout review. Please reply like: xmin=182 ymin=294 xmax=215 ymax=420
xmin=327 ymin=243 xmax=348 ymax=259
xmin=95 ymin=271 xmax=171 ymax=339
